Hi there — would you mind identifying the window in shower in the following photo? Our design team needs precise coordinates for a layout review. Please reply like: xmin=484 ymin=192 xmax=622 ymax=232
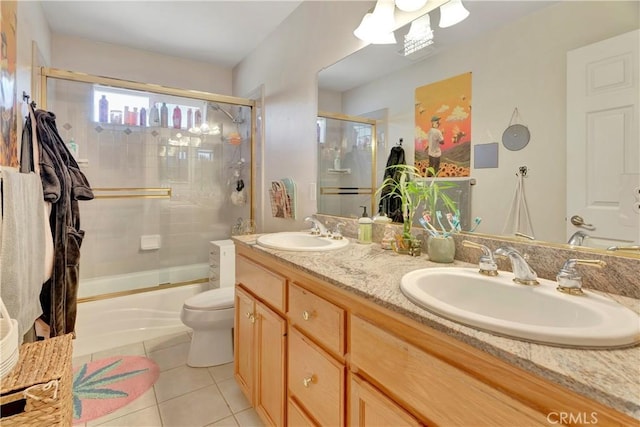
xmin=42 ymin=69 xmax=254 ymax=299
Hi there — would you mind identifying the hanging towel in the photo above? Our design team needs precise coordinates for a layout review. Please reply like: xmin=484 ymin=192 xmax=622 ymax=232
xmin=281 ymin=178 xmax=297 ymax=219
xmin=269 ymin=180 xmax=293 ymax=219
xmin=0 ymin=167 xmax=46 ymax=343
xmin=502 ymin=171 xmax=534 ymax=237
xmin=378 ymin=145 xmax=406 ymax=222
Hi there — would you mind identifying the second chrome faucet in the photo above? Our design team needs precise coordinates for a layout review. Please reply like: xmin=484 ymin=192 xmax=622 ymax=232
xmin=494 ymin=246 xmax=539 ymax=286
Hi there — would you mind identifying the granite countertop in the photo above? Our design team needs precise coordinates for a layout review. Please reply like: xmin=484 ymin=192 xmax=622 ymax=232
xmin=233 ymin=235 xmax=640 ymax=419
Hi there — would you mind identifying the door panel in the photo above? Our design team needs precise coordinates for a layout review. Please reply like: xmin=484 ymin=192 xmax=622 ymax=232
xmin=567 ymin=29 xmax=639 ymax=247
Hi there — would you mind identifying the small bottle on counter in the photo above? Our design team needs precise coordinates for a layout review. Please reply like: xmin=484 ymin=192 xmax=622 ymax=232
xmin=358 ymin=206 xmax=373 ymax=244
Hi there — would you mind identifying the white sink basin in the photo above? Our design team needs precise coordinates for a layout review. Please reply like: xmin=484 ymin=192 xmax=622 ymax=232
xmin=256 ymin=232 xmax=349 ymax=252
xmin=400 ymin=267 xmax=640 ymax=348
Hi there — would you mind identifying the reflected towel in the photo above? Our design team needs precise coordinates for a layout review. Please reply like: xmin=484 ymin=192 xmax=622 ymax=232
xmin=0 ymin=168 xmax=46 ymax=342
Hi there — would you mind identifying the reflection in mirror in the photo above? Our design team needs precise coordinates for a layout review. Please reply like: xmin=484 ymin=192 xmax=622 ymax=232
xmin=317 ymin=112 xmax=377 ymax=218
xmin=317 ymin=1 xmax=639 ymax=257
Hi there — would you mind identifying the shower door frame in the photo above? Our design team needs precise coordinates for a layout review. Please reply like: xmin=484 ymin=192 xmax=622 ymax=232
xmin=39 ymin=67 xmax=256 ymax=302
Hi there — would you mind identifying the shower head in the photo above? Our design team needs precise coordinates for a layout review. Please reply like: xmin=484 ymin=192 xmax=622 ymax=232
xmin=209 ymin=102 xmax=244 ymax=124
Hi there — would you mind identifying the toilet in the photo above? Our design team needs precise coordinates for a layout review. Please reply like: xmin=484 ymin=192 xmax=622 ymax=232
xmin=181 ymin=240 xmax=235 ymax=367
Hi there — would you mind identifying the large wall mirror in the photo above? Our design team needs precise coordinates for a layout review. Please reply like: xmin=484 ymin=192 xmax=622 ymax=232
xmin=317 ymin=0 xmax=639 ymax=258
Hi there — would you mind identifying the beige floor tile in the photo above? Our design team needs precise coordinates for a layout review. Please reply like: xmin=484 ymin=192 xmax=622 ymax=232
xmin=234 ymin=408 xmax=264 ymax=427
xmin=217 ymin=377 xmax=250 ymax=413
xmin=208 ymin=362 xmax=234 ymax=383
xmin=144 ymin=331 xmax=192 ymax=353
xmin=147 ymin=341 xmax=190 ymax=371
xmin=154 ymin=364 xmax=214 ymax=403
xmin=159 ymin=385 xmax=232 ymax=427
xmin=91 ymin=342 xmax=146 ymax=360
xmin=86 ymin=388 xmax=157 ymax=427
xmin=207 ymin=415 xmax=239 ymax=427
xmin=94 ymin=405 xmax=162 ymax=427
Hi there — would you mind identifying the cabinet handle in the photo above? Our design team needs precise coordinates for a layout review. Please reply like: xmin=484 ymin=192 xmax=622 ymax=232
xmin=249 ymin=314 xmax=255 ymax=324
xmin=302 ymin=375 xmax=314 ymax=388
xmin=302 ymin=310 xmax=311 ymax=321
xmin=246 ymin=312 xmax=252 ymax=318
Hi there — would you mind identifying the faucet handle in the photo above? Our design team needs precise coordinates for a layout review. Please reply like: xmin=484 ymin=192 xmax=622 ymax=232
xmin=556 ymin=259 xmax=606 ymax=296
xmin=462 ymin=240 xmax=498 ymax=276
xmin=331 ymin=223 xmax=345 ymax=240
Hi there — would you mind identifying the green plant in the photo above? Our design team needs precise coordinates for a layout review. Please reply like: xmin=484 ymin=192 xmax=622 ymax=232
xmin=376 ymin=164 xmax=458 ymax=239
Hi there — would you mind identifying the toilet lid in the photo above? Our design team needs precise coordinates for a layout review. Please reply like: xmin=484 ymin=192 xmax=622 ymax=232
xmin=184 ymin=287 xmax=235 ymax=310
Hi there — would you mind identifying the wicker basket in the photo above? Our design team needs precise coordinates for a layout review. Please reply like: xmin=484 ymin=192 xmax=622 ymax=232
xmin=0 ymin=334 xmax=73 ymax=426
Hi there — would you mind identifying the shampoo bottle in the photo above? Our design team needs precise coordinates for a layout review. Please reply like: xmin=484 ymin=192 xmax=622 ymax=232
xmin=358 ymin=206 xmax=373 ymax=244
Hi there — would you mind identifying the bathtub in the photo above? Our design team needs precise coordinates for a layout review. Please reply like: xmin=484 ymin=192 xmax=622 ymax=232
xmin=73 ymin=275 xmax=209 ymax=357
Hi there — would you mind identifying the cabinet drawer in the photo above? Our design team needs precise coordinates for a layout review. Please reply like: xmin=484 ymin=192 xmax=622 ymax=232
xmin=288 ymin=282 xmax=345 ymax=357
xmin=236 ymin=255 xmax=286 ymax=313
xmin=349 ymin=373 xmax=422 ymax=427
xmin=349 ymin=316 xmax=548 ymax=426
xmin=288 ymin=398 xmax=317 ymax=426
xmin=288 ymin=327 xmax=345 ymax=427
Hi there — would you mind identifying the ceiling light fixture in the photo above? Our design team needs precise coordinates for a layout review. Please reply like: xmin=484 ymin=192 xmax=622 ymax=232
xmin=354 ymin=0 xmax=397 ymax=45
xmin=395 ymin=0 xmax=428 ymax=13
xmin=438 ymin=0 xmax=470 ymax=28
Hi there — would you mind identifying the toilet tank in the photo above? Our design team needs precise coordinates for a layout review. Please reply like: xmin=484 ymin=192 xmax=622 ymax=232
xmin=209 ymin=240 xmax=235 ymax=289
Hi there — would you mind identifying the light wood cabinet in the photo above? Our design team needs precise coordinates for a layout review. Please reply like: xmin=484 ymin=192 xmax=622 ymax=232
xmin=288 ymin=282 xmax=345 ymax=359
xmin=288 ymin=327 xmax=345 ymax=427
xmin=234 ymin=243 xmax=637 ymax=427
xmin=349 ymin=373 xmax=422 ymax=427
xmin=234 ymin=256 xmax=287 ymax=427
xmin=349 ymin=315 xmax=548 ymax=426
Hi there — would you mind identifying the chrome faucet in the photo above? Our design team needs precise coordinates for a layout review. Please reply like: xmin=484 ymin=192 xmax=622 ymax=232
xmin=462 ymin=241 xmax=498 ymax=276
xmin=304 ymin=215 xmax=329 ymax=237
xmin=567 ymin=231 xmax=589 ymax=246
xmin=556 ymin=258 xmax=606 ymax=295
xmin=606 ymin=245 xmax=640 ymax=252
xmin=494 ymin=246 xmax=539 ymax=286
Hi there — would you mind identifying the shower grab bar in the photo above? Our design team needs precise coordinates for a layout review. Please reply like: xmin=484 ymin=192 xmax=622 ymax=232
xmin=93 ymin=187 xmax=172 ymax=199
xmin=320 ymin=186 xmax=373 ymax=195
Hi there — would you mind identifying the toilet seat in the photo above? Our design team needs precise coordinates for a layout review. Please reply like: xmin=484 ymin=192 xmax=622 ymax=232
xmin=184 ymin=287 xmax=234 ymax=311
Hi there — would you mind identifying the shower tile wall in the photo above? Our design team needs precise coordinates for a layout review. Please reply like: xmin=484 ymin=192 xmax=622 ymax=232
xmin=47 ymin=79 xmax=251 ymax=295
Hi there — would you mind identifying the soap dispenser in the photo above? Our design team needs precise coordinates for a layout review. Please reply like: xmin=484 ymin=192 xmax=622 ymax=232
xmin=358 ymin=206 xmax=373 ymax=244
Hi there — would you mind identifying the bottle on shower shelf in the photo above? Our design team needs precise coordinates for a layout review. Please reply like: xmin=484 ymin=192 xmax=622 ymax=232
xmin=149 ymin=104 xmax=160 ymax=127
xmin=139 ymin=107 xmax=147 ymax=127
xmin=132 ymin=107 xmax=139 ymax=126
xmin=194 ymin=108 xmax=202 ymax=128
xmin=173 ymin=106 xmax=182 ymax=129
xmin=124 ymin=106 xmax=130 ymax=125
xmin=160 ymin=102 xmax=168 ymax=128
xmin=99 ymin=95 xmax=108 ymax=123
xmin=187 ymin=108 xmax=193 ymax=130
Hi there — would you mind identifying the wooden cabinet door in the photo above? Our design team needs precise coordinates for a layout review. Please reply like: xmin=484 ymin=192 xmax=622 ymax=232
xmin=349 ymin=373 xmax=422 ymax=427
xmin=255 ymin=300 xmax=287 ymax=427
xmin=234 ymin=286 xmax=256 ymax=404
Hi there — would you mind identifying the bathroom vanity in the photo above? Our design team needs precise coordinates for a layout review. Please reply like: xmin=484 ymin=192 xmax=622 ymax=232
xmin=232 ymin=236 xmax=639 ymax=426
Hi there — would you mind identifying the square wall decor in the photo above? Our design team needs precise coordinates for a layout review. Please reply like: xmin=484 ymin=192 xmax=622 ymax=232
xmin=474 ymin=142 xmax=499 ymax=169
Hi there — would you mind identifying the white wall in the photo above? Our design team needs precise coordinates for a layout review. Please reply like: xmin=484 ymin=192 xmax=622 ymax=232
xmin=15 ymin=1 xmax=51 ymax=135
xmin=326 ymin=1 xmax=639 ymax=243
xmin=51 ymin=34 xmax=233 ymax=95
xmin=233 ymin=1 xmax=373 ymax=232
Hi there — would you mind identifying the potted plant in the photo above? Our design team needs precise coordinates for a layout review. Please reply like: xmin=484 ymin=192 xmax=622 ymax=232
xmin=377 ymin=164 xmax=458 ymax=258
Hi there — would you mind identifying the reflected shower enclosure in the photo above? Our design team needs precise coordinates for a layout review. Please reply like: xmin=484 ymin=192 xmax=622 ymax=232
xmin=43 ymin=69 xmax=254 ymax=298
xmin=317 ymin=112 xmax=376 ymax=218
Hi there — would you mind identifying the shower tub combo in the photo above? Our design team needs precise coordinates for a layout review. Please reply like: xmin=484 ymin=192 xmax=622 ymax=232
xmin=73 ymin=264 xmax=209 ymax=357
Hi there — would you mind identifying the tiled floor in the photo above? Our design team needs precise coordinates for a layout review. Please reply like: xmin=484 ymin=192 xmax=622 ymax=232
xmin=72 ymin=332 xmax=264 ymax=427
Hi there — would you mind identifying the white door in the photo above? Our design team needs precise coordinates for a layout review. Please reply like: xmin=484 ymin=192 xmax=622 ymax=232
xmin=566 ymin=29 xmax=640 ymax=249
